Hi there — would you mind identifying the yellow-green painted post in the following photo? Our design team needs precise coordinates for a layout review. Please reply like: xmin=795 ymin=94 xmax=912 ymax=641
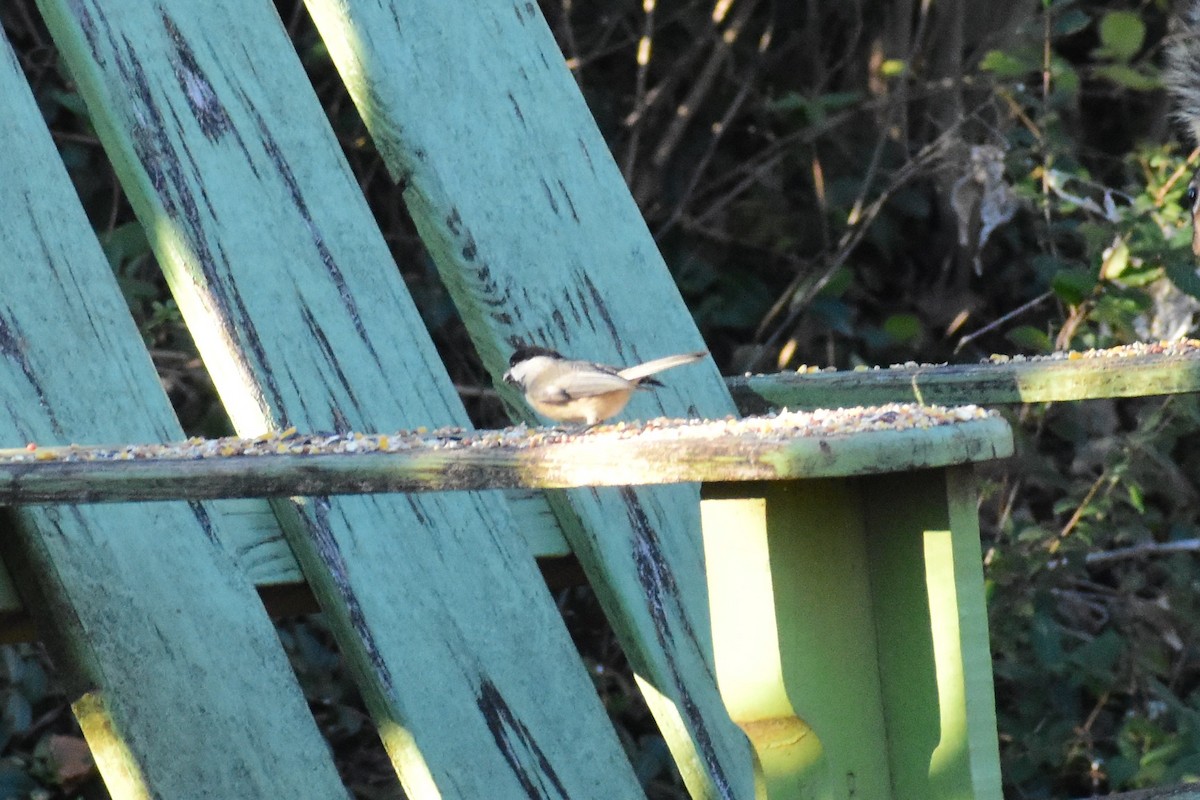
xmin=865 ymin=468 xmax=1001 ymax=799
xmin=702 ymin=468 xmax=1002 ymax=799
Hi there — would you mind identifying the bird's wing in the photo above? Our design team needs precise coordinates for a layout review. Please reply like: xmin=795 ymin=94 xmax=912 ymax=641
xmin=528 ymin=371 xmax=634 ymax=405
xmin=618 ymin=351 xmax=707 ymax=382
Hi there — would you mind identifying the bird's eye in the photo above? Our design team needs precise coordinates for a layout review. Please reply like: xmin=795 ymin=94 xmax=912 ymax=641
xmin=1188 ymin=185 xmax=1199 ymax=209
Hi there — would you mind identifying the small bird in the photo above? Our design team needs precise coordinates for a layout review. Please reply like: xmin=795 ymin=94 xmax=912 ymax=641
xmin=503 ymin=345 xmax=708 ymax=425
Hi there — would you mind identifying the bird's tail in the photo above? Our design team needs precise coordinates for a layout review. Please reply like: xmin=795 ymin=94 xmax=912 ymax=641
xmin=619 ymin=351 xmax=707 ymax=383
xmin=1167 ymin=0 xmax=1200 ymax=144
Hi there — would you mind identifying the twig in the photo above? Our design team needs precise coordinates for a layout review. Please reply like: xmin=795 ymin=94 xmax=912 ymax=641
xmin=684 ymin=75 xmax=988 ymax=230
xmin=748 ymin=123 xmax=965 ymax=370
xmin=1047 ymin=539 xmax=1200 ymax=571
xmin=654 ymin=12 xmax=766 ymax=239
xmin=621 ymin=0 xmax=657 ymax=180
xmin=557 ymin=0 xmax=584 ymax=79
xmin=1052 ymin=469 xmax=1112 ymax=548
xmin=1153 ymin=146 xmax=1200 ymax=206
xmin=953 ymin=291 xmax=1052 ymax=353
xmin=650 ymin=0 xmax=760 ymax=171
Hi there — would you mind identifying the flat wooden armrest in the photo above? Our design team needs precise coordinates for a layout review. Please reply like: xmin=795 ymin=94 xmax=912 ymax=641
xmin=730 ymin=341 xmax=1200 ymax=411
xmin=0 ymin=405 xmax=1011 ymax=504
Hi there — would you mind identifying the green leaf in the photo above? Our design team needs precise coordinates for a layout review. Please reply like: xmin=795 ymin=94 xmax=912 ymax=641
xmin=1107 ymin=754 xmax=1138 ymax=787
xmin=1166 ymin=259 xmax=1200 ymax=300
xmin=882 ymin=313 xmax=922 ymax=344
xmin=1050 ymin=56 xmax=1081 ymax=95
xmin=980 ymin=49 xmax=1036 ymax=78
xmin=98 ymin=221 xmax=151 ymax=273
xmin=1070 ymin=628 xmax=1122 ymax=679
xmin=1094 ymin=63 xmax=1162 ymax=92
xmin=1006 ymin=325 xmax=1052 ymax=352
xmin=765 ymin=92 xmax=807 ymax=114
xmin=1051 ymin=268 xmax=1098 ymax=305
xmin=816 ymin=91 xmax=863 ymax=113
xmin=1031 ymin=610 xmax=1066 ymax=669
xmin=1102 ymin=240 xmax=1130 ymax=279
xmin=693 ymin=275 xmax=772 ymax=330
xmin=765 ymin=91 xmax=862 ymax=122
xmin=1092 ymin=292 xmax=1150 ymax=326
xmin=1017 ymin=524 xmax=1052 ymax=543
xmin=1097 ymin=11 xmax=1146 ymax=62
xmin=810 ymin=297 xmax=855 ymax=336
xmin=817 ymin=266 xmax=853 ymax=298
xmin=1128 ymin=482 xmax=1145 ymax=513
xmin=1032 ymin=253 xmax=1075 ymax=284
xmin=1052 ymin=9 xmax=1090 ymax=38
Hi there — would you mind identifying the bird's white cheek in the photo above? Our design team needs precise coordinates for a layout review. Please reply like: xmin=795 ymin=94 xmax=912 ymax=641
xmin=507 ymin=356 xmax=556 ymax=388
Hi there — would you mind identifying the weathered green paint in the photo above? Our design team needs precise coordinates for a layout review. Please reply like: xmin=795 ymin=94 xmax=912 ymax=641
xmin=0 ymin=26 xmax=347 ymax=799
xmin=702 ymin=482 xmax=893 ymax=797
xmin=9 ymin=3 xmax=1016 ymax=799
xmin=0 ymin=494 xmax=562 ymax=610
xmin=304 ymin=1 xmax=755 ymax=794
xmin=37 ymin=0 xmax=642 ymax=796
xmin=728 ymin=349 xmax=1200 ymax=412
xmin=864 ymin=468 xmax=1001 ymax=799
xmin=0 ymin=494 xmax=562 ymax=631
xmin=0 ymin=415 xmax=1013 ymax=504
xmin=701 ymin=469 xmax=1001 ymax=799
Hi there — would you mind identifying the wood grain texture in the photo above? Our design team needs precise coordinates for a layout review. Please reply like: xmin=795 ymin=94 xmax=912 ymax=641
xmin=0 ymin=26 xmax=348 ymax=799
xmin=728 ymin=347 xmax=1200 ymax=411
xmin=304 ymin=1 xmax=755 ymax=794
xmin=0 ymin=415 xmax=1013 ymax=503
xmin=35 ymin=0 xmax=642 ymax=796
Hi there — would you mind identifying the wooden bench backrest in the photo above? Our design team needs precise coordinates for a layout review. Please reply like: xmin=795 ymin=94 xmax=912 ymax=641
xmin=4 ymin=0 xmax=759 ymax=796
xmin=0 ymin=25 xmax=350 ymax=799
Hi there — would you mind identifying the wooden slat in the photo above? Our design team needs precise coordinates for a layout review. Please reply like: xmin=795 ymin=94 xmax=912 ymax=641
xmin=304 ymin=2 xmax=758 ymax=795
xmin=0 ymin=26 xmax=348 ymax=799
xmin=728 ymin=344 xmax=1200 ymax=411
xmin=36 ymin=1 xmax=643 ymax=796
xmin=1099 ymin=786 xmax=1200 ymax=799
xmin=0 ymin=411 xmax=1013 ymax=503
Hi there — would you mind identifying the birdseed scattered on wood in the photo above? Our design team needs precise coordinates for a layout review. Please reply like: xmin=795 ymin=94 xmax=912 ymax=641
xmin=0 ymin=404 xmax=996 ymax=464
xmin=777 ymin=339 xmax=1200 ymax=375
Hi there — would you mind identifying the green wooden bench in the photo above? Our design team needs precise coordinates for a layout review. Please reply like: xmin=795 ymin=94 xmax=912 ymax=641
xmin=0 ymin=1 xmax=1018 ymax=798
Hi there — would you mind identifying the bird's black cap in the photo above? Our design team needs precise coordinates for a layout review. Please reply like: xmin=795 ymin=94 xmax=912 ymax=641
xmin=508 ymin=345 xmax=564 ymax=366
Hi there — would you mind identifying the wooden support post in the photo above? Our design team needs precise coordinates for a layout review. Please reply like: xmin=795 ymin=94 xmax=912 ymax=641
xmin=701 ymin=467 xmax=1001 ymax=799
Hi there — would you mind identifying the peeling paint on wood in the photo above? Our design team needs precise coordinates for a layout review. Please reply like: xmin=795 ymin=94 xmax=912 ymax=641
xmin=0 ymin=413 xmax=1014 ymax=504
xmin=37 ymin=0 xmax=643 ymax=795
xmin=728 ymin=342 xmax=1200 ymax=410
xmin=0 ymin=20 xmax=347 ymax=798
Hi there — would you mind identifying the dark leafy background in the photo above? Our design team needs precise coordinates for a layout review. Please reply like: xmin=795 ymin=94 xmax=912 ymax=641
xmin=3 ymin=0 xmax=1200 ymax=797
